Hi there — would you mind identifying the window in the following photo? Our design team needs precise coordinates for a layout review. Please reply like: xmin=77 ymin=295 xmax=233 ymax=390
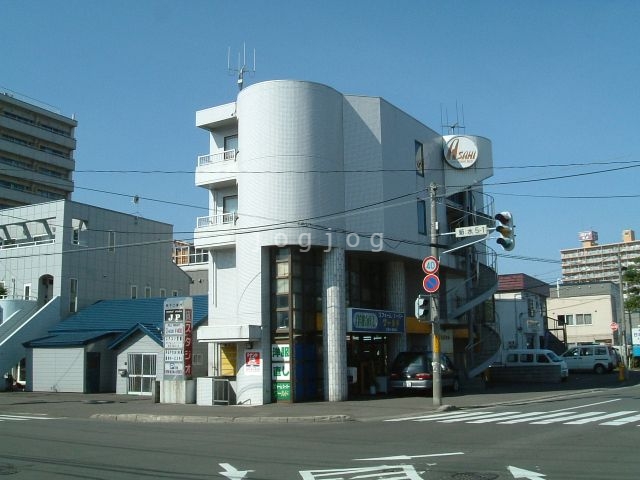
xmin=536 ymin=354 xmax=550 ymax=363
xmin=69 ymin=278 xmax=78 ymax=313
xmin=520 ymin=354 xmax=534 ymax=363
xmin=527 ymin=298 xmax=535 ymax=317
xmin=172 ymin=290 xmax=178 ymax=297
xmin=131 ymin=285 xmax=138 ymax=300
xmin=565 ymin=314 xmax=574 ymax=325
xmin=144 ymin=286 xmax=151 ymax=298
xmin=127 ymin=353 xmax=157 ymax=395
xmin=415 ymin=141 xmax=424 ymax=176
xmin=72 ymin=219 xmax=87 ymax=246
xmin=223 ymin=195 xmax=238 ymax=224
xmin=192 ymin=353 xmax=204 ymax=366
xmin=24 ymin=284 xmax=31 ymax=300
xmin=575 ymin=313 xmax=592 ymax=325
xmin=417 ymin=200 xmax=427 ymax=235
xmin=160 ymin=288 xmax=166 ymax=297
xmin=224 ymin=134 xmax=238 ymax=153
xmin=108 ymin=231 xmax=116 ymax=252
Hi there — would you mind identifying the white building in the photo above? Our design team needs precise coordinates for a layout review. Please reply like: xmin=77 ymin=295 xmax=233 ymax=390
xmin=0 ymin=200 xmax=191 ymax=388
xmin=494 ymin=274 xmax=551 ymax=353
xmin=194 ymin=80 xmax=499 ymax=404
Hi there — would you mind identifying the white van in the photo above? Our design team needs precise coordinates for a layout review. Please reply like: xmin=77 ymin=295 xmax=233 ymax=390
xmin=502 ymin=349 xmax=569 ymax=380
xmin=561 ymin=344 xmax=617 ymax=374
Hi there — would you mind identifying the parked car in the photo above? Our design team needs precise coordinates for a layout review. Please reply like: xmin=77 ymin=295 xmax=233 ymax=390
xmin=495 ymin=348 xmax=569 ymax=381
xmin=561 ymin=344 xmax=618 ymax=374
xmin=388 ymin=351 xmax=460 ymax=394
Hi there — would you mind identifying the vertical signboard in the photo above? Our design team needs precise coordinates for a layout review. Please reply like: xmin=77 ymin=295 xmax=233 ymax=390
xmin=163 ymin=297 xmax=193 ymax=380
xmin=271 ymin=343 xmax=291 ymax=401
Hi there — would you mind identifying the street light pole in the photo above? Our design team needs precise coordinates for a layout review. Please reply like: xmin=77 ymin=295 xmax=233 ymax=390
xmin=429 ymin=182 xmax=442 ymax=407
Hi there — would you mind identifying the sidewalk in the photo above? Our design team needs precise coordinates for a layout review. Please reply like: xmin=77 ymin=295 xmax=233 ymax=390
xmin=1 ymin=371 xmax=638 ymax=424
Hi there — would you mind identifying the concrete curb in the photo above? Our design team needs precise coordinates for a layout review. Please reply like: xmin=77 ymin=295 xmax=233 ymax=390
xmin=91 ymin=413 xmax=353 ymax=424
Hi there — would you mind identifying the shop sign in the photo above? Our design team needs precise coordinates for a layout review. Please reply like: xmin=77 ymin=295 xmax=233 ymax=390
xmin=245 ymin=350 xmax=261 ymax=376
xmin=347 ymin=308 xmax=405 ymax=334
xmin=443 ymin=135 xmax=478 ymax=169
xmin=163 ymin=297 xmax=193 ymax=380
xmin=272 ymin=362 xmax=290 ymax=381
xmin=273 ymin=381 xmax=291 ymax=401
xmin=271 ymin=343 xmax=290 ymax=362
xmin=632 ymin=327 xmax=640 ymax=345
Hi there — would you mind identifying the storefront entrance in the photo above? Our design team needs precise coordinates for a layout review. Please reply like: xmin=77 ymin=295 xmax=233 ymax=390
xmin=347 ymin=334 xmax=389 ymax=396
xmin=127 ymin=353 xmax=157 ymax=395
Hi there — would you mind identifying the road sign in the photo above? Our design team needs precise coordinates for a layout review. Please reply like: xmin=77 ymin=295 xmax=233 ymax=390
xmin=455 ymin=225 xmax=488 ymax=238
xmin=611 ymin=322 xmax=619 ymax=332
xmin=422 ymin=256 xmax=439 ymax=274
xmin=423 ymin=274 xmax=440 ymax=293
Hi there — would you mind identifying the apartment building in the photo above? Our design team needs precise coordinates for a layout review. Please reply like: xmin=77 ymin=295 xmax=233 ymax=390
xmin=561 ymin=229 xmax=640 ymax=284
xmin=0 ymin=91 xmax=77 ymax=208
xmin=193 ymin=79 xmax=498 ymax=404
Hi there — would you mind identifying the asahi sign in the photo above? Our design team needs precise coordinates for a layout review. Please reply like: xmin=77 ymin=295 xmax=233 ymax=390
xmin=163 ymin=297 xmax=193 ymax=380
xmin=443 ymin=135 xmax=479 ymax=169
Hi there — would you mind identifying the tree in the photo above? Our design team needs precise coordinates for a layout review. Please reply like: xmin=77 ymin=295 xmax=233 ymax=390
xmin=622 ymin=259 xmax=640 ymax=313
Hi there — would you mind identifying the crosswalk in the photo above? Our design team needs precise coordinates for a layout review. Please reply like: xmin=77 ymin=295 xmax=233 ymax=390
xmin=0 ymin=413 xmax=62 ymax=422
xmin=386 ymin=409 xmax=640 ymax=427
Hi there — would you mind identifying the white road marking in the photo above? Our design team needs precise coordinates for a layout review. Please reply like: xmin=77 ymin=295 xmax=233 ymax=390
xmin=354 ymin=452 xmax=464 ymax=461
xmin=564 ymin=411 xmax=637 ymax=425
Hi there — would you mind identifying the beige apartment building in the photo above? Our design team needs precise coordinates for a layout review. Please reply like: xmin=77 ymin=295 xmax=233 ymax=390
xmin=561 ymin=229 xmax=640 ymax=284
xmin=0 ymin=90 xmax=77 ymax=209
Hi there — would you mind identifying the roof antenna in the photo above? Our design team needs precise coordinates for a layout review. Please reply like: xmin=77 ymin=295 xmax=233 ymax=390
xmin=228 ymin=43 xmax=256 ymax=91
xmin=441 ymin=101 xmax=466 ymax=134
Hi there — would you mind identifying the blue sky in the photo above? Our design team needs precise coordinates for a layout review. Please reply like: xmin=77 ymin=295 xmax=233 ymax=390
xmin=3 ymin=0 xmax=640 ymax=285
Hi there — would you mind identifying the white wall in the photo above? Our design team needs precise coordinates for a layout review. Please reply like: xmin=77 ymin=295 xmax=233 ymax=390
xmin=31 ymin=347 xmax=85 ymax=392
xmin=114 ymin=334 xmax=162 ymax=394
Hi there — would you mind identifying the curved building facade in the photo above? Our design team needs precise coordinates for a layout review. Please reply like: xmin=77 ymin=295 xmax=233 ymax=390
xmin=194 ymin=80 xmax=496 ymax=404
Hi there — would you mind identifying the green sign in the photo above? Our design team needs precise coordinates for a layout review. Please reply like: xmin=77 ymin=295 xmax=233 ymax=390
xmin=273 ymin=381 xmax=291 ymax=401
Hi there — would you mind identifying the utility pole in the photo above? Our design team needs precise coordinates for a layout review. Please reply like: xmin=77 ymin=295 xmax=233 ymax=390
xmin=618 ymin=254 xmax=629 ymax=374
xmin=429 ymin=183 xmax=442 ymax=407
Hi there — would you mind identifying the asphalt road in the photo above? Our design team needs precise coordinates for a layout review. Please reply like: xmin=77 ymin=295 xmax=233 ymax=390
xmin=1 ymin=378 xmax=639 ymax=479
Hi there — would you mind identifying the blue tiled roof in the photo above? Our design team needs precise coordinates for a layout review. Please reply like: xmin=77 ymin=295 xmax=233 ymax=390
xmin=25 ymin=296 xmax=207 ymax=348
xmin=26 ymin=331 xmax=118 ymax=347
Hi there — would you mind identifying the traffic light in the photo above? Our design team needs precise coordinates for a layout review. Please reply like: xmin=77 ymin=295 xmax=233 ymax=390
xmin=415 ymin=294 xmax=430 ymax=321
xmin=495 ymin=211 xmax=515 ymax=251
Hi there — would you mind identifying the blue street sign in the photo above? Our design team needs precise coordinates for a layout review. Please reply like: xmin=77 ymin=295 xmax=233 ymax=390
xmin=423 ymin=274 xmax=440 ymax=293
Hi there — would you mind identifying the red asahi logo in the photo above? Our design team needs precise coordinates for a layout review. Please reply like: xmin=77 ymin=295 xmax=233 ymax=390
xmin=443 ymin=136 xmax=478 ymax=169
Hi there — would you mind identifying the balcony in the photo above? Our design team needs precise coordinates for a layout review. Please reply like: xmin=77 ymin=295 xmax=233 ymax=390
xmin=195 ymin=149 xmax=237 ymax=188
xmin=194 ymin=212 xmax=238 ymax=249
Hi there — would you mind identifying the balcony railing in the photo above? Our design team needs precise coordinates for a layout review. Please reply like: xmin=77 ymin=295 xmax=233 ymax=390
xmin=196 ymin=212 xmax=238 ymax=229
xmin=197 ymin=149 xmax=236 ymax=167
xmin=0 ymin=236 xmax=55 ymax=250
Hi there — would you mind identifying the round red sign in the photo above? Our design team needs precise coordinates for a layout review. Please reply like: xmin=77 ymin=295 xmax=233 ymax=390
xmin=423 ymin=274 xmax=440 ymax=293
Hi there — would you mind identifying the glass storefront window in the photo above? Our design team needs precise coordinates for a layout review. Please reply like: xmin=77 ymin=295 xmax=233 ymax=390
xmin=276 ymin=294 xmax=289 ymax=309
xmin=276 ymin=278 xmax=289 ymax=294
xmin=277 ymin=262 xmax=289 ymax=277
xmin=276 ymin=311 xmax=289 ymax=329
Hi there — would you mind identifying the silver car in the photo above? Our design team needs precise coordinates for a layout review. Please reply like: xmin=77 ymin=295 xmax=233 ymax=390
xmin=388 ymin=351 xmax=460 ymax=394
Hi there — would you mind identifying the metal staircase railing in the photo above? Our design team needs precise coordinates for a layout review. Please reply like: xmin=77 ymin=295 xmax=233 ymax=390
xmin=466 ymin=323 xmax=502 ymax=379
xmin=442 ymin=248 xmax=501 ymax=379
